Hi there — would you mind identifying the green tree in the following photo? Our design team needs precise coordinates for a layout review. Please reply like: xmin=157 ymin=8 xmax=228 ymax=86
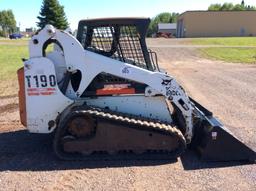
xmin=147 ymin=12 xmax=179 ymax=37
xmin=208 ymin=4 xmax=222 ymax=11
xmin=0 ymin=9 xmax=16 ymax=37
xmin=247 ymin=5 xmax=256 ymax=10
xmin=169 ymin=12 xmax=179 ymax=23
xmin=233 ymin=4 xmax=246 ymax=11
xmin=220 ymin=3 xmax=234 ymax=10
xmin=208 ymin=2 xmax=256 ymax=11
xmin=241 ymin=0 xmax=245 ymax=7
xmin=37 ymin=0 xmax=68 ymax=30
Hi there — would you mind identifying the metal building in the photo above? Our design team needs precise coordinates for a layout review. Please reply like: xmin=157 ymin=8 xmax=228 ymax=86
xmin=177 ymin=11 xmax=256 ymax=38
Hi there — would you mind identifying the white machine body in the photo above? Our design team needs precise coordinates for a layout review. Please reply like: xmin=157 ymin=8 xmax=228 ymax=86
xmin=22 ymin=25 xmax=194 ymax=142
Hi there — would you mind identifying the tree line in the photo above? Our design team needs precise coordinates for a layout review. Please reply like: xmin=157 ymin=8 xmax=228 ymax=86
xmin=208 ymin=1 xmax=256 ymax=11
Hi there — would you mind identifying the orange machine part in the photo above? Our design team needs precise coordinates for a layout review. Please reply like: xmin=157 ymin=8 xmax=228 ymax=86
xmin=17 ymin=67 xmax=27 ymax=126
xmin=96 ymin=88 xmax=135 ymax=95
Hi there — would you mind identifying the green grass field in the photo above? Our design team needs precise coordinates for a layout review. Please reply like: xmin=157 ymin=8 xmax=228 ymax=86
xmin=0 ymin=40 xmax=29 ymax=96
xmin=0 ymin=44 xmax=28 ymax=80
xmin=0 ymin=38 xmax=29 ymax=45
xmin=189 ymin=37 xmax=256 ymax=46
xmin=200 ymin=48 xmax=256 ymax=63
xmin=188 ymin=37 xmax=256 ymax=63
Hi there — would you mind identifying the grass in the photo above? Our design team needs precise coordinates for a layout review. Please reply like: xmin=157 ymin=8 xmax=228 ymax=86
xmin=0 ymin=38 xmax=29 ymax=44
xmin=187 ymin=37 xmax=256 ymax=63
xmin=189 ymin=37 xmax=256 ymax=47
xmin=200 ymin=48 xmax=256 ymax=63
xmin=0 ymin=44 xmax=28 ymax=79
xmin=0 ymin=42 xmax=29 ymax=96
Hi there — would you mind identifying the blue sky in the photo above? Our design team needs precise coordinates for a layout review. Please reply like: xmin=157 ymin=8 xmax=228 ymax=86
xmin=0 ymin=0 xmax=255 ymax=30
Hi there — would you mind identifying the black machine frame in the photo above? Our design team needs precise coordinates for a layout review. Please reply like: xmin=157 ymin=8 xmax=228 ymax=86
xmin=77 ymin=18 xmax=159 ymax=71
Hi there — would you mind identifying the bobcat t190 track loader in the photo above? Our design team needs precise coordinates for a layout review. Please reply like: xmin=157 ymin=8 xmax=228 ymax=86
xmin=17 ymin=18 xmax=256 ymax=161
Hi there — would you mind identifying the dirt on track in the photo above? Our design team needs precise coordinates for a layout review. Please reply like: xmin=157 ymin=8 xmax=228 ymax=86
xmin=0 ymin=39 xmax=255 ymax=191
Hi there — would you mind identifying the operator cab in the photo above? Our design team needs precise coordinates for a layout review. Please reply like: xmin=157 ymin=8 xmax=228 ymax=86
xmin=75 ymin=18 xmax=159 ymax=97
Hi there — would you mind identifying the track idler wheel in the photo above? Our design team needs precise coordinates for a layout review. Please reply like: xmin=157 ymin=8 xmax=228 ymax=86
xmin=67 ymin=114 xmax=96 ymax=138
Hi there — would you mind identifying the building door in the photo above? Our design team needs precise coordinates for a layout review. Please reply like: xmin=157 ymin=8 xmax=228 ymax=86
xmin=177 ymin=19 xmax=184 ymax=38
xmin=240 ymin=27 xmax=245 ymax=36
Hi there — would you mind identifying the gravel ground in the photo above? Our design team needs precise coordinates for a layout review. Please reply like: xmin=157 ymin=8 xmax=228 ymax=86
xmin=0 ymin=39 xmax=255 ymax=191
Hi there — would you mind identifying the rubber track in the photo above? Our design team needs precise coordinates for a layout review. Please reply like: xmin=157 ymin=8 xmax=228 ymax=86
xmin=53 ymin=106 xmax=187 ymax=161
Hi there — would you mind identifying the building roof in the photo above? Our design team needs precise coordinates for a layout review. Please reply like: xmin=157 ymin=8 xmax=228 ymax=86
xmin=179 ymin=10 xmax=256 ymax=17
xmin=158 ymin=23 xmax=177 ymax=30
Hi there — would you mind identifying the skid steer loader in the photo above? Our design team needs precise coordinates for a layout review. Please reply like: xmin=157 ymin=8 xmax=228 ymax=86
xmin=17 ymin=18 xmax=256 ymax=161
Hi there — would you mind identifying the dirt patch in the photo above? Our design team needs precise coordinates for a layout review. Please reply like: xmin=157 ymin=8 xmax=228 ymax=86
xmin=0 ymin=95 xmax=19 ymax=125
xmin=0 ymin=103 xmax=19 ymax=114
xmin=0 ymin=94 xmax=17 ymax=99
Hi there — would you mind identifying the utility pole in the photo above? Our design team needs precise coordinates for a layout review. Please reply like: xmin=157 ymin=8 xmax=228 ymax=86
xmin=19 ymin=22 xmax=21 ymax=33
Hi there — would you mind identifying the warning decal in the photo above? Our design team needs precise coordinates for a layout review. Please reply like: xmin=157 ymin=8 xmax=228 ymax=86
xmin=27 ymin=88 xmax=56 ymax=96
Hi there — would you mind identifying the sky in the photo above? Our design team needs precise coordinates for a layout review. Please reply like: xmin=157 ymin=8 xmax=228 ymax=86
xmin=0 ymin=0 xmax=255 ymax=30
